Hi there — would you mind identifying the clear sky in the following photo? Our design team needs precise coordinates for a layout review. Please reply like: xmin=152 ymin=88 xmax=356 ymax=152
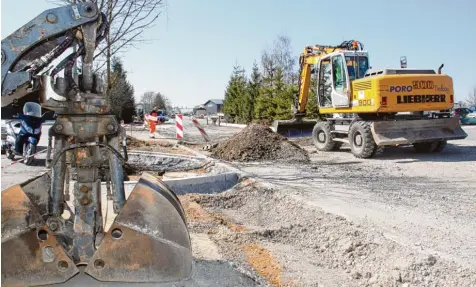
xmin=1 ymin=0 xmax=475 ymax=108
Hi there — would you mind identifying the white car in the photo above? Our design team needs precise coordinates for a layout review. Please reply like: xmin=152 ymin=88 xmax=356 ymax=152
xmin=466 ymin=111 xmax=476 ymax=118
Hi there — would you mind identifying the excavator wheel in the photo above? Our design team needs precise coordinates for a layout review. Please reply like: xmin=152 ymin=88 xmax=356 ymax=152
xmin=312 ymin=121 xmax=341 ymax=151
xmin=348 ymin=121 xmax=378 ymax=158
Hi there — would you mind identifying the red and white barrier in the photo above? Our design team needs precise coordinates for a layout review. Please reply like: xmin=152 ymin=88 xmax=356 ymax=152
xmin=192 ymin=117 xmax=211 ymax=142
xmin=176 ymin=114 xmax=184 ymax=139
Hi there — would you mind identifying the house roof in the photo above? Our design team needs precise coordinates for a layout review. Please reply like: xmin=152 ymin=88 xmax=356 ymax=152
xmin=204 ymin=99 xmax=223 ymax=105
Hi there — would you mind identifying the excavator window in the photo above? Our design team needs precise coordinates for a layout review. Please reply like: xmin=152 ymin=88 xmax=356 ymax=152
xmin=332 ymin=55 xmax=347 ymax=94
xmin=345 ymin=55 xmax=369 ymax=80
xmin=318 ymin=59 xmax=332 ymax=107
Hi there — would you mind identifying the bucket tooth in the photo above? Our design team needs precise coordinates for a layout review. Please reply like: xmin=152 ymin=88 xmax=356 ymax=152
xmin=84 ymin=172 xmax=192 ymax=283
xmin=1 ymin=185 xmax=79 ymax=287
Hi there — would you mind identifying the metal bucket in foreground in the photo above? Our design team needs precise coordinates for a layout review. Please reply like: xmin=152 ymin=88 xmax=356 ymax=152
xmin=1 ymin=171 xmax=192 ymax=286
xmin=84 ymin=171 xmax=192 ymax=283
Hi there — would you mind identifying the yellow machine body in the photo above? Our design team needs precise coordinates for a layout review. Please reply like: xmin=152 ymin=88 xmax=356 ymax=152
xmin=320 ymin=74 xmax=454 ymax=114
xmin=273 ymin=40 xmax=467 ymax=157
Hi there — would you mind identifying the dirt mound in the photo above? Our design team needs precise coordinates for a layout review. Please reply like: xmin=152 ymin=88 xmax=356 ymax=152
xmin=210 ymin=124 xmax=309 ymax=163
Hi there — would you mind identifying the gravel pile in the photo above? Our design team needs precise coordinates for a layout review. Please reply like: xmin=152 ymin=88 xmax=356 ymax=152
xmin=193 ymin=180 xmax=476 ymax=287
xmin=210 ymin=124 xmax=309 ymax=163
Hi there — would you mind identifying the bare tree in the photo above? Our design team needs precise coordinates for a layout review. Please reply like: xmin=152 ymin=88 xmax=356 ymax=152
xmin=48 ymin=0 xmax=165 ymax=72
xmin=466 ymin=86 xmax=476 ymax=107
xmin=271 ymin=35 xmax=296 ymax=84
xmin=140 ymin=91 xmax=155 ymax=112
xmin=260 ymin=35 xmax=296 ymax=85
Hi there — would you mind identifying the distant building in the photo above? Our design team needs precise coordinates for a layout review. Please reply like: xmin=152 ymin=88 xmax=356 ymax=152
xmin=203 ymin=99 xmax=223 ymax=115
xmin=193 ymin=105 xmax=207 ymax=117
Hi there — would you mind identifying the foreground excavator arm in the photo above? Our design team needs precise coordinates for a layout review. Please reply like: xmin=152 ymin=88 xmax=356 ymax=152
xmin=1 ymin=2 xmax=103 ymax=107
xmin=1 ymin=2 xmax=192 ymax=286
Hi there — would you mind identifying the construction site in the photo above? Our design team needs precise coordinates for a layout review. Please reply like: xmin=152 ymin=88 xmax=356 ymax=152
xmin=2 ymin=116 xmax=475 ymax=286
xmin=1 ymin=1 xmax=475 ymax=287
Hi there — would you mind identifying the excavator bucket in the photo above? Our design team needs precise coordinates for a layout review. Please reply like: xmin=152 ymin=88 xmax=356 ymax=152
xmin=1 ymin=172 xmax=192 ymax=286
xmin=272 ymin=119 xmax=317 ymax=138
xmin=84 ymin=172 xmax=192 ymax=283
xmin=371 ymin=117 xmax=468 ymax=146
xmin=1 ymin=175 xmax=80 ymax=287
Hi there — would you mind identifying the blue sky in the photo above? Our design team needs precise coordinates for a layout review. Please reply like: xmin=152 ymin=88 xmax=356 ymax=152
xmin=2 ymin=0 xmax=475 ymax=108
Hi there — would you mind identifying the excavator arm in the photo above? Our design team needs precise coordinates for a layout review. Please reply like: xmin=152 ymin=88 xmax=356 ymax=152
xmin=293 ymin=41 xmax=364 ymax=118
xmin=1 ymin=2 xmax=102 ymax=108
xmin=274 ymin=41 xmax=363 ymax=137
xmin=1 ymin=2 xmax=192 ymax=286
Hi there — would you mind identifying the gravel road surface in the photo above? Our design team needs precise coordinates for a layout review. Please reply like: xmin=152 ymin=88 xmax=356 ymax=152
xmin=2 ymin=120 xmax=475 ymax=286
xmin=124 ymin=117 xmax=244 ymax=143
xmin=219 ymin=126 xmax=476 ymax=286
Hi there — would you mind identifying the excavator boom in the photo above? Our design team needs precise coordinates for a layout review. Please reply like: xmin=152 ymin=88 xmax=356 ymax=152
xmin=1 ymin=2 xmax=192 ymax=286
xmin=272 ymin=41 xmax=364 ymax=137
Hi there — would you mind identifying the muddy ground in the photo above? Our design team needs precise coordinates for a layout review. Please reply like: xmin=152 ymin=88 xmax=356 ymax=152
xmin=179 ymin=126 xmax=476 ymax=287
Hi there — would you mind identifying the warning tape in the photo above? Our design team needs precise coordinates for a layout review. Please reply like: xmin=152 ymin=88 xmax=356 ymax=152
xmin=2 ymin=148 xmax=48 ymax=168
xmin=191 ymin=117 xmax=211 ymax=142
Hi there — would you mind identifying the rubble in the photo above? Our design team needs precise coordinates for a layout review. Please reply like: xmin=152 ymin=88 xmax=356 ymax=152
xmin=183 ymin=179 xmax=476 ymax=287
xmin=210 ymin=124 xmax=309 ymax=163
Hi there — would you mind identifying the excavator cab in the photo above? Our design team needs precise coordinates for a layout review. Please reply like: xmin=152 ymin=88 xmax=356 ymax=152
xmin=273 ymin=48 xmax=370 ymax=137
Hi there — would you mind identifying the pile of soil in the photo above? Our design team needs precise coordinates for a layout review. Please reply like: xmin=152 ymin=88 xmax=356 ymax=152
xmin=210 ymin=124 xmax=309 ymax=163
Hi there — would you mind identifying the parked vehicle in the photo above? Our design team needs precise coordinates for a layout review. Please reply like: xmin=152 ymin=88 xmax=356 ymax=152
xmin=1 ymin=102 xmax=51 ymax=165
xmin=452 ymin=108 xmax=472 ymax=117
xmin=157 ymin=110 xmax=170 ymax=123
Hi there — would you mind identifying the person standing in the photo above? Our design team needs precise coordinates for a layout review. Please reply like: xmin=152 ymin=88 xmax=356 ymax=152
xmin=148 ymin=107 xmax=158 ymax=138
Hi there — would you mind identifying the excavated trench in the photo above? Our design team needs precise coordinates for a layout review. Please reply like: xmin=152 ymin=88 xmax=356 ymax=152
xmin=121 ymin=151 xmax=241 ymax=196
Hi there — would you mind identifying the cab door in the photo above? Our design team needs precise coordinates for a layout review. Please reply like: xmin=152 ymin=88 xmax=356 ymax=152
xmin=330 ymin=54 xmax=351 ymax=107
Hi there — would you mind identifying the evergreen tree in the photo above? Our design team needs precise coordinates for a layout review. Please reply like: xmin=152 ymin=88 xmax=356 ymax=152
xmin=305 ymin=71 xmax=320 ymax=119
xmin=272 ymin=67 xmax=293 ymax=120
xmin=108 ymin=57 xmax=135 ymax=122
xmin=153 ymin=92 xmax=170 ymax=110
xmin=254 ymin=66 xmax=276 ymax=122
xmin=245 ymin=61 xmax=261 ymax=122
xmin=223 ymin=64 xmax=247 ymax=123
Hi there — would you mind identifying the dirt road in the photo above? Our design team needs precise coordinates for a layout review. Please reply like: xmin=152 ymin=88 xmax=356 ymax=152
xmin=186 ymin=126 xmax=476 ymax=286
xmin=2 ymin=121 xmax=475 ymax=286
xmin=125 ymin=117 xmax=244 ymax=143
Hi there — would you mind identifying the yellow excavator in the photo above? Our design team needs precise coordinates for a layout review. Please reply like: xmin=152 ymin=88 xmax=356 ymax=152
xmin=1 ymin=2 xmax=191 ymax=286
xmin=273 ymin=40 xmax=467 ymax=158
